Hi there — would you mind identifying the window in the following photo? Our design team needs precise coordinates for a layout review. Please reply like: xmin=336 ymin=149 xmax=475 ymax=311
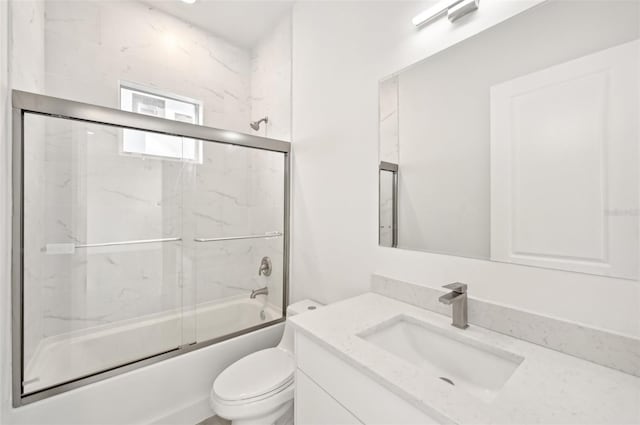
xmin=120 ymin=82 xmax=203 ymax=162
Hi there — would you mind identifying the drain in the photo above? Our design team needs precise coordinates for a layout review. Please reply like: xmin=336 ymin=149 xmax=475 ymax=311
xmin=439 ymin=377 xmax=455 ymax=386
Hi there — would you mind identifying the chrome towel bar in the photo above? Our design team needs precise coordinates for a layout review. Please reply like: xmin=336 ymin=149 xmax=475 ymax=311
xmin=47 ymin=232 xmax=282 ymax=252
xmin=194 ymin=232 xmax=283 ymax=242
xmin=75 ymin=237 xmax=182 ymax=248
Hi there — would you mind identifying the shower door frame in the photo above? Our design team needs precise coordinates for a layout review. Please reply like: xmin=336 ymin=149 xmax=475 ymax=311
xmin=11 ymin=89 xmax=291 ymax=407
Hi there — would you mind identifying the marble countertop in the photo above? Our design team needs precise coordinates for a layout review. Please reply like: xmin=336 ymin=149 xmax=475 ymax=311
xmin=289 ymin=293 xmax=640 ymax=424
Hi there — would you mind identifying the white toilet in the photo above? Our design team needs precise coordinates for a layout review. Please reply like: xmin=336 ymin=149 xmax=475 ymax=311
xmin=210 ymin=300 xmax=322 ymax=425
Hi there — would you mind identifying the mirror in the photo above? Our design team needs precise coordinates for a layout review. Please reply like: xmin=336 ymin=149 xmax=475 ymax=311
xmin=378 ymin=0 xmax=639 ymax=280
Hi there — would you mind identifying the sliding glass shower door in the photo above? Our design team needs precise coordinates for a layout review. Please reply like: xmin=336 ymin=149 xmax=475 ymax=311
xmin=22 ymin=113 xmax=190 ymax=394
xmin=14 ymin=91 xmax=289 ymax=405
xmin=190 ymin=141 xmax=285 ymax=343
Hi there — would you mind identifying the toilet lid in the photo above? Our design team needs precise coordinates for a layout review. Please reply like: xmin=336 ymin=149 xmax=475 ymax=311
xmin=213 ymin=348 xmax=295 ymax=402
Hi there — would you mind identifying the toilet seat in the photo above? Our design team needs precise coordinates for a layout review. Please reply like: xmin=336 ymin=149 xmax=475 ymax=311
xmin=211 ymin=387 xmax=294 ymax=425
xmin=213 ymin=348 xmax=295 ymax=403
xmin=212 ymin=379 xmax=293 ymax=406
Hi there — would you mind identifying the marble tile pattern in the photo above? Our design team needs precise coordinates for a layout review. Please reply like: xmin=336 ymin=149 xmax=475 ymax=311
xmin=372 ymin=274 xmax=640 ymax=377
xmin=15 ymin=0 xmax=290 ymax=366
xmin=25 ymin=124 xmax=286 ymax=343
xmin=378 ymin=171 xmax=394 ymax=246
xmin=379 ymin=75 xmax=399 ymax=164
xmin=189 ymin=141 xmax=286 ymax=325
xmin=250 ymin=12 xmax=292 ymax=141
xmin=290 ymin=293 xmax=640 ymax=424
xmin=24 ymin=117 xmax=185 ymax=340
xmin=12 ymin=0 xmax=47 ymax=367
xmin=43 ymin=0 xmax=252 ymax=133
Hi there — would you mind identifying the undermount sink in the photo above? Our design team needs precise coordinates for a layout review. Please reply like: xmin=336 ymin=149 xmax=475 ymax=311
xmin=358 ymin=315 xmax=524 ymax=402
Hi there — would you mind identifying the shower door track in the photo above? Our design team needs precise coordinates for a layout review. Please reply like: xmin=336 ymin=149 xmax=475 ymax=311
xmin=11 ymin=90 xmax=291 ymax=407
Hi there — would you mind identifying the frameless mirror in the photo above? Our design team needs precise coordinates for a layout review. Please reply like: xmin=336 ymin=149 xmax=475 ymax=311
xmin=378 ymin=0 xmax=639 ymax=280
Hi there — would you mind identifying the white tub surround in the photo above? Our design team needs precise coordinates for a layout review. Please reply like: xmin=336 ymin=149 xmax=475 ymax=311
xmin=290 ymin=293 xmax=640 ymax=424
xmin=372 ymin=275 xmax=640 ymax=377
xmin=24 ymin=297 xmax=280 ymax=395
xmin=5 ymin=323 xmax=284 ymax=425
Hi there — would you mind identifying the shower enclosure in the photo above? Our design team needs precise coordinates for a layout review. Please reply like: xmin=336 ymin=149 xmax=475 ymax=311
xmin=11 ymin=90 xmax=290 ymax=406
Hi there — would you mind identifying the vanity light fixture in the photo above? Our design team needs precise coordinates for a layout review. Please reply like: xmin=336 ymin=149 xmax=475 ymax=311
xmin=181 ymin=0 xmax=197 ymax=4
xmin=412 ymin=0 xmax=479 ymax=27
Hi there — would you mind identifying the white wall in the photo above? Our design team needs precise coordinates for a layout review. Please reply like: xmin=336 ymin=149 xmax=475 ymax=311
xmin=1 ymin=1 xmax=11 ymax=422
xmin=290 ymin=0 xmax=640 ymax=337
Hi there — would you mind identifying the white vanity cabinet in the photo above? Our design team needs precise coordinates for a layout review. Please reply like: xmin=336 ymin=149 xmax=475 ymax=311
xmin=295 ymin=370 xmax=361 ymax=425
xmin=294 ymin=332 xmax=441 ymax=425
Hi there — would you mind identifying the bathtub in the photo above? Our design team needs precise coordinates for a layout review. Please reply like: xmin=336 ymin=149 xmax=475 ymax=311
xmin=24 ymin=296 xmax=282 ymax=395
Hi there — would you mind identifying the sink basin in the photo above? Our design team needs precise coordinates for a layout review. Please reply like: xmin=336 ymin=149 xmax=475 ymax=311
xmin=358 ymin=315 xmax=524 ymax=402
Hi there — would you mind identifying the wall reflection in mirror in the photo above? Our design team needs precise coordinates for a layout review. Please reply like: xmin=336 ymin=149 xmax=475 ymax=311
xmin=378 ymin=0 xmax=639 ymax=280
xmin=379 ymin=162 xmax=398 ymax=248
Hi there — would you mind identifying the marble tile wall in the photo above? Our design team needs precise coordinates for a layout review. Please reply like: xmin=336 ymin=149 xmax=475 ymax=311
xmin=37 ymin=117 xmax=88 ymax=339
xmin=243 ymin=14 xmax=291 ymax=311
xmin=12 ymin=0 xmax=46 ymax=367
xmin=44 ymin=0 xmax=251 ymax=133
xmin=13 ymin=0 xmax=291 ymax=361
xmin=189 ymin=142 xmax=285 ymax=322
xmin=250 ymin=12 xmax=292 ymax=141
xmin=22 ymin=116 xmax=177 ymax=339
xmin=379 ymin=76 xmax=399 ymax=164
xmin=378 ymin=171 xmax=394 ymax=247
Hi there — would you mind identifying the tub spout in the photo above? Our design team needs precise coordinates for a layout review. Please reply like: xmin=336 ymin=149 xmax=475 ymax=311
xmin=250 ymin=287 xmax=269 ymax=299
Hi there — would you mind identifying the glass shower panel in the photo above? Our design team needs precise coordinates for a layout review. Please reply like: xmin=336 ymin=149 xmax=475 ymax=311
xmin=190 ymin=141 xmax=285 ymax=342
xmin=22 ymin=113 xmax=188 ymax=394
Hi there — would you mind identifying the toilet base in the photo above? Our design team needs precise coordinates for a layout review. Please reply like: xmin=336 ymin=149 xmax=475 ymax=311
xmin=230 ymin=400 xmax=293 ymax=425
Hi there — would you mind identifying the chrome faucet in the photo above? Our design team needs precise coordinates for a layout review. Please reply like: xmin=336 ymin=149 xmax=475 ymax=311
xmin=259 ymin=256 xmax=272 ymax=276
xmin=438 ymin=282 xmax=468 ymax=329
xmin=250 ymin=287 xmax=269 ymax=299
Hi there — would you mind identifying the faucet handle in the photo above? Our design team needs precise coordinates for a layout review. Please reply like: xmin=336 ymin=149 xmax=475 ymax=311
xmin=442 ymin=282 xmax=467 ymax=293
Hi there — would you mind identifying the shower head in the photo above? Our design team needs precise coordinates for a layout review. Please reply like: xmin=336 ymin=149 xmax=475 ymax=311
xmin=250 ymin=116 xmax=269 ymax=131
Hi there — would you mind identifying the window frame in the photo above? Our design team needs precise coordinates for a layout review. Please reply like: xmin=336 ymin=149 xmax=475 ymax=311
xmin=118 ymin=80 xmax=204 ymax=163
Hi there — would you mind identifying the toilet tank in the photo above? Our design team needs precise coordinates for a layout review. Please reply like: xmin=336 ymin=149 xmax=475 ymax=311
xmin=277 ymin=299 xmax=323 ymax=353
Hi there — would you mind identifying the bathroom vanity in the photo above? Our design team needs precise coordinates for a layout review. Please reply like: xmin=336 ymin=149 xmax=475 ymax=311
xmin=290 ymin=291 xmax=640 ymax=424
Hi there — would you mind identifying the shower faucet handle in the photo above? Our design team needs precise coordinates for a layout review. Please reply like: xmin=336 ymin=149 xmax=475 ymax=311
xmin=259 ymin=256 xmax=272 ymax=276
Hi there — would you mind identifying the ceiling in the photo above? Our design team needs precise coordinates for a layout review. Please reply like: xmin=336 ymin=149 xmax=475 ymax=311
xmin=146 ymin=0 xmax=294 ymax=49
